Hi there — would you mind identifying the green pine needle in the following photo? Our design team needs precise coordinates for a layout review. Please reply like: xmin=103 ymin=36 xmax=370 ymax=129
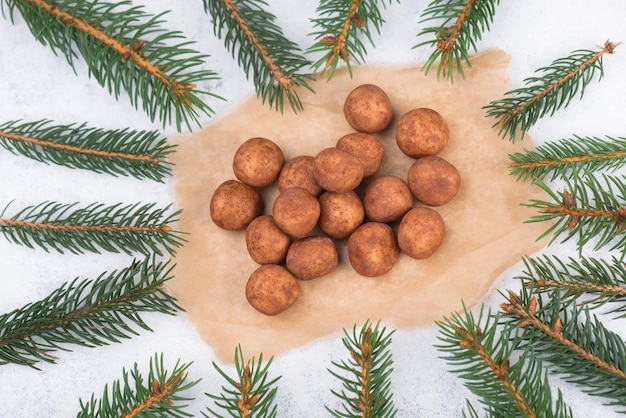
xmin=501 ymin=287 xmax=626 ymax=412
xmin=525 ymin=174 xmax=626 ymax=256
xmin=203 ymin=0 xmax=314 ymax=113
xmin=0 ymin=257 xmax=182 ymax=368
xmin=484 ymin=40 xmax=621 ymax=142
xmin=436 ymin=303 xmax=573 ymax=417
xmin=1 ymin=0 xmax=222 ymax=132
xmin=327 ymin=320 xmax=397 ymax=418
xmin=77 ymin=353 xmax=198 ymax=418
xmin=308 ymin=0 xmax=397 ymax=80
xmin=509 ymin=135 xmax=626 ymax=181
xmin=205 ymin=344 xmax=280 ymax=418
xmin=415 ymin=0 xmax=500 ymax=83
xmin=0 ymin=119 xmax=175 ymax=182
xmin=0 ymin=201 xmax=186 ymax=256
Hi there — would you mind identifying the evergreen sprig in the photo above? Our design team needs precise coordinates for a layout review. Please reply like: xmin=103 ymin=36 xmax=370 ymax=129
xmin=0 ymin=257 xmax=182 ymax=368
xmin=525 ymin=173 xmax=626 ymax=256
xmin=484 ymin=40 xmax=621 ymax=142
xmin=327 ymin=320 xmax=397 ymax=418
xmin=415 ymin=0 xmax=500 ymax=82
xmin=501 ymin=288 xmax=626 ymax=411
xmin=509 ymin=135 xmax=626 ymax=181
xmin=0 ymin=201 xmax=186 ymax=256
xmin=203 ymin=0 xmax=314 ymax=113
xmin=77 ymin=353 xmax=198 ymax=418
xmin=0 ymin=119 xmax=175 ymax=182
xmin=519 ymin=255 xmax=626 ymax=316
xmin=1 ymin=0 xmax=221 ymax=131
xmin=308 ymin=0 xmax=397 ymax=80
xmin=205 ymin=344 xmax=280 ymax=418
xmin=436 ymin=304 xmax=573 ymax=417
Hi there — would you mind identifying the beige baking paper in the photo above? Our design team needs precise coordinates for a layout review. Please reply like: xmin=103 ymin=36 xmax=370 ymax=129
xmin=168 ymin=49 xmax=548 ymax=363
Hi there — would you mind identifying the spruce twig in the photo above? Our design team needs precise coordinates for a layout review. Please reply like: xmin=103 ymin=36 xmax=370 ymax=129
xmin=0 ymin=257 xmax=182 ymax=368
xmin=203 ymin=0 xmax=314 ymax=113
xmin=77 ymin=353 xmax=198 ymax=418
xmin=525 ymin=174 xmax=626 ymax=257
xmin=484 ymin=40 xmax=621 ymax=142
xmin=436 ymin=304 xmax=573 ymax=417
xmin=415 ymin=0 xmax=500 ymax=82
xmin=1 ymin=0 xmax=221 ymax=131
xmin=509 ymin=135 xmax=626 ymax=181
xmin=308 ymin=0 xmax=397 ymax=80
xmin=0 ymin=201 xmax=186 ymax=256
xmin=205 ymin=344 xmax=280 ymax=418
xmin=0 ymin=120 xmax=175 ymax=182
xmin=501 ymin=289 xmax=626 ymax=411
xmin=327 ymin=320 xmax=397 ymax=418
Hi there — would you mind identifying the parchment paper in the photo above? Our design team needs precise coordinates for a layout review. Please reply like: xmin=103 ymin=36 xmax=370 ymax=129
xmin=168 ymin=49 xmax=548 ymax=363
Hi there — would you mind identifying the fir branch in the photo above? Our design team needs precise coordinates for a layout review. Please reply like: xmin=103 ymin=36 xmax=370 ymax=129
xmin=1 ymin=0 xmax=221 ymax=131
xmin=203 ymin=0 xmax=314 ymax=113
xmin=308 ymin=0 xmax=396 ymax=79
xmin=501 ymin=289 xmax=626 ymax=410
xmin=0 ymin=257 xmax=182 ymax=368
xmin=436 ymin=304 xmax=573 ymax=417
xmin=327 ymin=320 xmax=397 ymax=418
xmin=509 ymin=135 xmax=626 ymax=181
xmin=525 ymin=174 xmax=626 ymax=256
xmin=0 ymin=120 xmax=175 ymax=182
xmin=77 ymin=353 xmax=198 ymax=418
xmin=0 ymin=201 xmax=186 ymax=256
xmin=415 ymin=0 xmax=500 ymax=82
xmin=484 ymin=40 xmax=621 ymax=142
xmin=519 ymin=255 xmax=626 ymax=316
xmin=205 ymin=344 xmax=280 ymax=418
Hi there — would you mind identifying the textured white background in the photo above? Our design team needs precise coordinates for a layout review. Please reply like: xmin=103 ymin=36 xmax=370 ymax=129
xmin=1 ymin=1 xmax=626 ymax=416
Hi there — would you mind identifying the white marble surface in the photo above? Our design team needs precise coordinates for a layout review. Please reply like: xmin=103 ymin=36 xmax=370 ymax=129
xmin=1 ymin=1 xmax=625 ymax=416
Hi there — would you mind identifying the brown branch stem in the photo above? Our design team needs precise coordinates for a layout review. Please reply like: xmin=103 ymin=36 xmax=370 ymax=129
xmin=532 ymin=278 xmax=626 ymax=297
xmin=221 ymin=0 xmax=293 ymax=88
xmin=123 ymin=373 xmax=185 ymax=418
xmin=436 ymin=0 xmax=475 ymax=70
xmin=509 ymin=150 xmax=626 ymax=172
xmin=0 ymin=130 xmax=161 ymax=165
xmin=0 ymin=218 xmax=170 ymax=234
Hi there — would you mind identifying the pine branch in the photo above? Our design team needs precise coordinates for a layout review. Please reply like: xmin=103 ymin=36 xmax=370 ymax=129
xmin=415 ymin=0 xmax=500 ymax=82
xmin=525 ymin=174 xmax=626 ymax=256
xmin=436 ymin=304 xmax=573 ymax=418
xmin=509 ymin=135 xmax=626 ymax=181
xmin=203 ymin=0 xmax=314 ymax=113
xmin=308 ymin=0 xmax=397 ymax=80
xmin=77 ymin=353 xmax=198 ymax=418
xmin=0 ymin=257 xmax=182 ymax=368
xmin=327 ymin=320 xmax=397 ymax=418
xmin=205 ymin=344 xmax=280 ymax=418
xmin=0 ymin=120 xmax=175 ymax=182
xmin=501 ymin=289 xmax=626 ymax=411
xmin=484 ymin=40 xmax=621 ymax=142
xmin=1 ymin=0 xmax=221 ymax=132
xmin=0 ymin=201 xmax=186 ymax=256
xmin=519 ymin=255 xmax=626 ymax=316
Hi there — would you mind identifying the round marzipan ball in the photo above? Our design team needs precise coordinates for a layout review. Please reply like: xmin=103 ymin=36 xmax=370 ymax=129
xmin=273 ymin=187 xmax=321 ymax=238
xmin=336 ymin=132 xmax=384 ymax=178
xmin=396 ymin=108 xmax=449 ymax=157
xmin=210 ymin=179 xmax=263 ymax=230
xmin=343 ymin=84 xmax=393 ymax=133
xmin=347 ymin=222 xmax=399 ymax=277
xmin=286 ymin=236 xmax=339 ymax=280
xmin=407 ymin=156 xmax=461 ymax=206
xmin=313 ymin=147 xmax=364 ymax=193
xmin=246 ymin=264 xmax=299 ymax=316
xmin=397 ymin=207 xmax=445 ymax=259
xmin=363 ymin=176 xmax=413 ymax=223
xmin=245 ymin=215 xmax=291 ymax=265
xmin=318 ymin=191 xmax=364 ymax=239
xmin=278 ymin=155 xmax=323 ymax=197
xmin=233 ymin=137 xmax=284 ymax=187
